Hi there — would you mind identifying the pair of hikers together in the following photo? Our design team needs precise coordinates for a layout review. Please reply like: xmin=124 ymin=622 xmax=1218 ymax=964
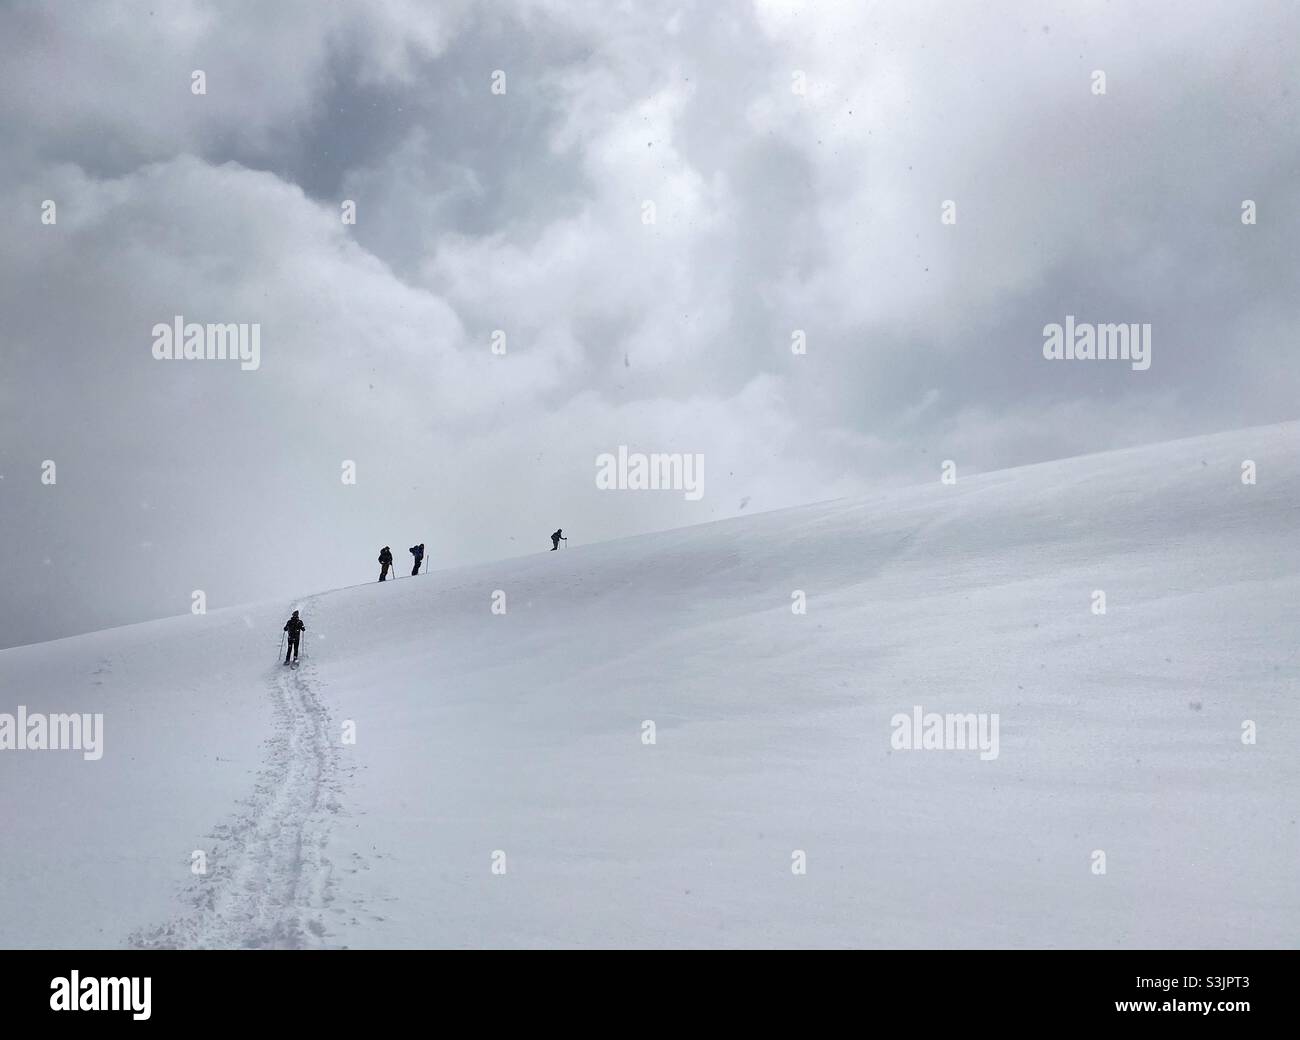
xmin=378 ymin=544 xmax=424 ymax=581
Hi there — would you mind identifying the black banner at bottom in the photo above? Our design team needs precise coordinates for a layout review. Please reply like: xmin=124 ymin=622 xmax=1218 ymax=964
xmin=0 ymin=950 xmax=1288 ymax=1027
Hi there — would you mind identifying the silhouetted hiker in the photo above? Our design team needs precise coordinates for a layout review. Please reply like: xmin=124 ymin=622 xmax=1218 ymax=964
xmin=378 ymin=546 xmax=394 ymax=581
xmin=551 ymin=529 xmax=566 ymax=551
xmin=283 ymin=610 xmax=305 ymax=664
xmin=409 ymin=543 xmax=425 ymax=576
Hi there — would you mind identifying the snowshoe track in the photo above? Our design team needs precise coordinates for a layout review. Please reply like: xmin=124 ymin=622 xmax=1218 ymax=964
xmin=131 ymin=616 xmax=341 ymax=949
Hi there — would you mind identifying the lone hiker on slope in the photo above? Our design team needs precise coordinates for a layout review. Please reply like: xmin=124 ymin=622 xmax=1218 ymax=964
xmin=283 ymin=610 xmax=305 ymax=664
xmin=550 ymin=528 xmax=566 ymax=551
xmin=409 ymin=543 xmax=425 ymax=576
xmin=378 ymin=546 xmax=394 ymax=581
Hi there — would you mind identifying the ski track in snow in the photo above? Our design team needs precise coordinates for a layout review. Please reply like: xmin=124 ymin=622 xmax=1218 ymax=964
xmin=132 ymin=607 xmax=342 ymax=949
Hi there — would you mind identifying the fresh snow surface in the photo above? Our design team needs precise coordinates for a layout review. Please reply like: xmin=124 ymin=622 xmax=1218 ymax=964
xmin=1 ymin=422 xmax=1297 ymax=948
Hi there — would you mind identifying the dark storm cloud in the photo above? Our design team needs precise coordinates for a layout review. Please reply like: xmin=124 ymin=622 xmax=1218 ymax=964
xmin=1 ymin=0 xmax=1297 ymax=648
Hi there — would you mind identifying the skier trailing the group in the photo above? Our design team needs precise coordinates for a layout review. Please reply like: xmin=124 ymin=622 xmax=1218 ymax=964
xmin=283 ymin=610 xmax=305 ymax=665
xmin=378 ymin=546 xmax=394 ymax=581
xmin=409 ymin=543 xmax=425 ymax=576
xmin=550 ymin=528 xmax=566 ymax=551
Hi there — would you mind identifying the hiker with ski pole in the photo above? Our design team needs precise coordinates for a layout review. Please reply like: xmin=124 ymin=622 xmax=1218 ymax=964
xmin=282 ymin=610 xmax=305 ymax=665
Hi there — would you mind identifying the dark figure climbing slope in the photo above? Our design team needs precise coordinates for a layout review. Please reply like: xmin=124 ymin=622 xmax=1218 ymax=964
xmin=378 ymin=546 xmax=394 ymax=581
xmin=283 ymin=610 xmax=305 ymax=664
xmin=409 ymin=543 xmax=425 ymax=576
xmin=550 ymin=529 xmax=566 ymax=551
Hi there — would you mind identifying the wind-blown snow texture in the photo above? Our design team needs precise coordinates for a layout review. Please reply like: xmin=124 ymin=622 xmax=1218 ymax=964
xmin=2 ymin=423 xmax=1297 ymax=948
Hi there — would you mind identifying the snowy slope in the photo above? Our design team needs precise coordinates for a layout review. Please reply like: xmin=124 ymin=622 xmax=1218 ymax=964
xmin=2 ymin=422 xmax=1297 ymax=948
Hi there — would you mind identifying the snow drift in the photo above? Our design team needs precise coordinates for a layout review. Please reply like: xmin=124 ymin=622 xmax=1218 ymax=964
xmin=2 ymin=422 xmax=1297 ymax=948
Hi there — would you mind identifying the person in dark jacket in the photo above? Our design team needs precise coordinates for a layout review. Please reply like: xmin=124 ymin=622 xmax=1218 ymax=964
xmin=283 ymin=610 xmax=305 ymax=664
xmin=409 ymin=543 xmax=425 ymax=576
xmin=378 ymin=546 xmax=394 ymax=581
xmin=550 ymin=529 xmax=566 ymax=550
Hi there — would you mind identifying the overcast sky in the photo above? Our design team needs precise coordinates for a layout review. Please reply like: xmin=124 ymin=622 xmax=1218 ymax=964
xmin=1 ymin=0 xmax=1297 ymax=649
